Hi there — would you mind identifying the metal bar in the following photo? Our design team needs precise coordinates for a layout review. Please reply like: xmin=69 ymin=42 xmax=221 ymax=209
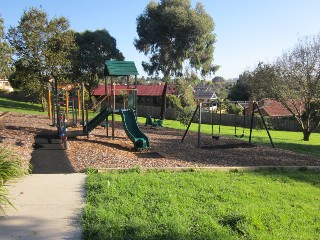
xmin=198 ymin=103 xmax=202 ymax=148
xmin=255 ymin=102 xmax=275 ymax=148
xmin=249 ymin=102 xmax=255 ymax=143
xmin=181 ymin=105 xmax=199 ymax=143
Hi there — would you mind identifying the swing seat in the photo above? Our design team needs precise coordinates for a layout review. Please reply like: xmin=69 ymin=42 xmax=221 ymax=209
xmin=212 ymin=135 xmax=219 ymax=140
xmin=235 ymin=134 xmax=244 ymax=138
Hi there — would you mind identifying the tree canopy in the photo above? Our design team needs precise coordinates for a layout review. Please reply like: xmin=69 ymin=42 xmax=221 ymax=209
xmin=0 ymin=16 xmax=13 ymax=78
xmin=247 ymin=35 xmax=320 ymax=141
xmin=135 ymin=0 xmax=217 ymax=118
xmin=7 ymin=7 xmax=76 ymax=108
xmin=73 ymin=29 xmax=124 ymax=103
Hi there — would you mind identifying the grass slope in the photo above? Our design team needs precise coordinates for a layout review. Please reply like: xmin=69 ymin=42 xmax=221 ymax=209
xmin=83 ymin=169 xmax=320 ymax=240
xmin=0 ymin=97 xmax=44 ymax=115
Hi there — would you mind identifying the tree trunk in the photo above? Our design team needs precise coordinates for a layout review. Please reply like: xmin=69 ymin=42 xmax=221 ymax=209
xmin=302 ymin=129 xmax=311 ymax=141
xmin=41 ymin=96 xmax=47 ymax=112
xmin=160 ymin=81 xmax=168 ymax=119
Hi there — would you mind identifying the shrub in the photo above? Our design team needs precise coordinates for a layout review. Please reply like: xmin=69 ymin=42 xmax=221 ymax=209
xmin=177 ymin=106 xmax=195 ymax=126
xmin=0 ymin=147 xmax=30 ymax=214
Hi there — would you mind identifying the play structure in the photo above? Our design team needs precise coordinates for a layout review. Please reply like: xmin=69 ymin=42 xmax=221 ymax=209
xmin=145 ymin=114 xmax=163 ymax=127
xmin=181 ymin=101 xmax=274 ymax=148
xmin=48 ymin=61 xmax=150 ymax=151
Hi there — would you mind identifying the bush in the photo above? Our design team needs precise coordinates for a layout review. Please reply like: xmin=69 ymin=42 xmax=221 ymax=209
xmin=177 ymin=106 xmax=195 ymax=126
xmin=225 ymin=103 xmax=243 ymax=115
xmin=254 ymin=115 xmax=275 ymax=130
xmin=0 ymin=147 xmax=30 ymax=214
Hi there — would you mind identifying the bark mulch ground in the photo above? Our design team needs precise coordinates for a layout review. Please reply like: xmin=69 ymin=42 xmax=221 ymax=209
xmin=1 ymin=112 xmax=319 ymax=173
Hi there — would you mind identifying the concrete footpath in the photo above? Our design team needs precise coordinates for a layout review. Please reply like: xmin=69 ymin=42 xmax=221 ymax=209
xmin=0 ymin=174 xmax=86 ymax=240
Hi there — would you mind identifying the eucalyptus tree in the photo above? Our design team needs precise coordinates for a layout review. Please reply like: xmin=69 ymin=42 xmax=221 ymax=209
xmin=248 ymin=35 xmax=320 ymax=141
xmin=73 ymin=29 xmax=124 ymax=104
xmin=135 ymin=0 xmax=218 ymax=119
xmin=7 ymin=7 xmax=76 ymax=109
xmin=0 ymin=16 xmax=13 ymax=79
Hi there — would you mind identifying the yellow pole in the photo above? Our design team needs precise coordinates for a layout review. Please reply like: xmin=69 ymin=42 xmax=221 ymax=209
xmin=65 ymin=90 xmax=69 ymax=120
xmin=77 ymin=89 xmax=81 ymax=117
xmin=48 ymin=89 xmax=52 ymax=119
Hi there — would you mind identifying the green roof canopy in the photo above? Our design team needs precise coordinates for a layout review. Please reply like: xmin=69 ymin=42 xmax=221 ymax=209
xmin=104 ymin=61 xmax=139 ymax=76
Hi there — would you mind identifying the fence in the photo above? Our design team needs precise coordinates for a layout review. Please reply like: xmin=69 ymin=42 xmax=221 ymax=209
xmin=137 ymin=105 xmax=320 ymax=133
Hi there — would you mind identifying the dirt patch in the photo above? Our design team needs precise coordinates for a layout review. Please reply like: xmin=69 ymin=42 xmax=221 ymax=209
xmin=0 ymin=112 xmax=319 ymax=172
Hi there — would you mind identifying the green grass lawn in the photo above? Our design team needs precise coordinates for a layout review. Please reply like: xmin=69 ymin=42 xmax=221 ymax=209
xmin=83 ymin=169 xmax=320 ymax=240
xmin=0 ymin=97 xmax=45 ymax=115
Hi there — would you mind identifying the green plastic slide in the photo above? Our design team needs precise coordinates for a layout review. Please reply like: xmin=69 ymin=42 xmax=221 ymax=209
xmin=85 ymin=108 xmax=112 ymax=133
xmin=120 ymin=109 xmax=150 ymax=150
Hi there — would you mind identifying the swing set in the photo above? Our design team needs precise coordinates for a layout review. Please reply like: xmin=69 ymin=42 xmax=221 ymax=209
xmin=181 ymin=100 xmax=274 ymax=148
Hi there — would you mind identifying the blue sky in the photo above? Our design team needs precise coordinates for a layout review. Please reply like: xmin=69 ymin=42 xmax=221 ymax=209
xmin=1 ymin=0 xmax=320 ymax=80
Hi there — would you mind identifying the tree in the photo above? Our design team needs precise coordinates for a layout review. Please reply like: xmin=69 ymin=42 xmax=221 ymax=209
xmin=0 ymin=16 xmax=13 ymax=78
xmin=7 ymin=7 xmax=76 ymax=109
xmin=248 ymin=35 xmax=320 ymax=141
xmin=135 ymin=0 xmax=218 ymax=119
xmin=175 ymin=77 xmax=196 ymax=108
xmin=227 ymin=72 xmax=251 ymax=101
xmin=73 ymin=29 xmax=124 ymax=104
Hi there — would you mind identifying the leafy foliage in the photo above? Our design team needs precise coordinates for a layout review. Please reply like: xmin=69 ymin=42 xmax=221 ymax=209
xmin=0 ymin=147 xmax=30 ymax=214
xmin=244 ymin=34 xmax=320 ymax=141
xmin=73 ymin=29 xmax=124 ymax=103
xmin=7 ymin=7 xmax=76 ymax=108
xmin=135 ymin=0 xmax=218 ymax=118
xmin=227 ymin=72 xmax=251 ymax=101
xmin=0 ymin=16 xmax=13 ymax=78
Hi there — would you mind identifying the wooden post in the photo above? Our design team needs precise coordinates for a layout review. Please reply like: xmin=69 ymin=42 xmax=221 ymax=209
xmin=77 ymin=89 xmax=81 ymax=117
xmin=48 ymin=89 xmax=52 ymax=119
xmin=81 ymin=80 xmax=85 ymax=133
xmin=65 ymin=90 xmax=69 ymax=120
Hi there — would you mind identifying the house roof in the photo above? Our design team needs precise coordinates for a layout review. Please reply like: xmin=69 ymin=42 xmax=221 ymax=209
xmin=193 ymin=86 xmax=217 ymax=100
xmin=245 ymin=98 xmax=304 ymax=117
xmin=92 ymin=84 xmax=177 ymax=97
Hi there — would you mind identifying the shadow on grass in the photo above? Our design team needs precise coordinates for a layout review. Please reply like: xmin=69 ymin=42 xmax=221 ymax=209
xmin=251 ymin=168 xmax=320 ymax=187
xmin=0 ymin=98 xmax=42 ymax=112
xmin=274 ymin=142 xmax=320 ymax=158
xmin=83 ymin=226 xmax=231 ymax=240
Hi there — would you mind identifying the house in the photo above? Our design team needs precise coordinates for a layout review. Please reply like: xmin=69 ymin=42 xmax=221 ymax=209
xmin=92 ymin=84 xmax=177 ymax=106
xmin=245 ymin=98 xmax=304 ymax=117
xmin=92 ymin=84 xmax=219 ymax=106
xmin=193 ymin=86 xmax=217 ymax=102
xmin=0 ymin=79 xmax=14 ymax=92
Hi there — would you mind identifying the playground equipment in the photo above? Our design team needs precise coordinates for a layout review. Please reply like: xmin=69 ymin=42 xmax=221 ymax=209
xmin=181 ymin=101 xmax=274 ymax=148
xmin=48 ymin=81 xmax=81 ymax=127
xmin=211 ymin=102 xmax=221 ymax=140
xmin=233 ymin=102 xmax=245 ymax=138
xmin=120 ymin=109 xmax=150 ymax=150
xmin=48 ymin=80 xmax=83 ymax=149
xmin=58 ymin=111 xmax=68 ymax=149
xmin=145 ymin=114 xmax=163 ymax=127
xmin=49 ymin=61 xmax=150 ymax=151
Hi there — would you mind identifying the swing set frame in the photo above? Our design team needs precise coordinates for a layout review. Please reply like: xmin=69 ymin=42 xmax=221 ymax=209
xmin=181 ymin=100 xmax=274 ymax=148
